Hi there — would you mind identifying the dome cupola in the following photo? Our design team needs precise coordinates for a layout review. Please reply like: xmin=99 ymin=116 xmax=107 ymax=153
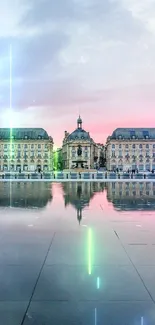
xmin=77 ymin=115 xmax=82 ymax=129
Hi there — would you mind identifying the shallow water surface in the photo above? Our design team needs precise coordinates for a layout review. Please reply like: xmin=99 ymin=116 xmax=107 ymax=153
xmin=0 ymin=181 xmax=155 ymax=325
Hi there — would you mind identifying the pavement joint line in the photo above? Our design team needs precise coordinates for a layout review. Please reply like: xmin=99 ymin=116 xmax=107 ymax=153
xmin=117 ymin=237 xmax=155 ymax=304
xmin=20 ymin=232 xmax=56 ymax=325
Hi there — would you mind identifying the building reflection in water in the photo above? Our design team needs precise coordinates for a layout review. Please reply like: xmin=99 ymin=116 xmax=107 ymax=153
xmin=62 ymin=182 xmax=105 ymax=224
xmin=106 ymin=182 xmax=155 ymax=211
xmin=0 ymin=182 xmax=52 ymax=209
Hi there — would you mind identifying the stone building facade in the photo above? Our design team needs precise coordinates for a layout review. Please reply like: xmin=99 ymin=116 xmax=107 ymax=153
xmin=106 ymin=128 xmax=155 ymax=172
xmin=0 ymin=128 xmax=53 ymax=172
xmin=62 ymin=116 xmax=98 ymax=170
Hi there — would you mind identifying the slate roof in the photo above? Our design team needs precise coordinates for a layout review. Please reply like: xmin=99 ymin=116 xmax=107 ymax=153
xmin=0 ymin=128 xmax=49 ymax=140
xmin=111 ymin=128 xmax=155 ymax=140
xmin=67 ymin=128 xmax=92 ymax=141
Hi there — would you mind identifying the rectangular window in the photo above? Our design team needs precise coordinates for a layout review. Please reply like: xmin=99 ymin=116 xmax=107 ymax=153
xmin=31 ymin=144 xmax=34 ymax=149
xmin=130 ymin=130 xmax=135 ymax=137
xmin=139 ymin=164 xmax=144 ymax=171
xmin=38 ymin=144 xmax=41 ymax=149
xmin=143 ymin=131 xmax=149 ymax=138
xmin=145 ymin=164 xmax=150 ymax=171
xmin=24 ymin=144 xmax=27 ymax=148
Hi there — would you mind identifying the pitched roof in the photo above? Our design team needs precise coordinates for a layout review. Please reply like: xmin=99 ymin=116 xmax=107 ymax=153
xmin=111 ymin=128 xmax=155 ymax=140
xmin=67 ymin=128 xmax=92 ymax=141
xmin=0 ymin=128 xmax=49 ymax=140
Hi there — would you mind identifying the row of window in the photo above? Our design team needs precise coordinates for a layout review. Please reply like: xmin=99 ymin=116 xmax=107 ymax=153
xmin=111 ymin=152 xmax=155 ymax=157
xmin=111 ymin=164 xmax=155 ymax=169
xmin=1 ymin=144 xmax=48 ymax=149
xmin=111 ymin=144 xmax=155 ymax=149
xmin=1 ymin=155 xmax=49 ymax=159
xmin=72 ymin=146 xmax=88 ymax=150
xmin=72 ymin=153 xmax=89 ymax=157
xmin=110 ymin=191 xmax=155 ymax=196
xmin=111 ymin=183 xmax=154 ymax=188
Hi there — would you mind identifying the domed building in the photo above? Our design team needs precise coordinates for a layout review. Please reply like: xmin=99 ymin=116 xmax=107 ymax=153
xmin=62 ymin=116 xmax=98 ymax=170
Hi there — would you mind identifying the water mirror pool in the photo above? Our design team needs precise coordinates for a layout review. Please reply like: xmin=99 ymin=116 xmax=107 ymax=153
xmin=0 ymin=181 xmax=155 ymax=325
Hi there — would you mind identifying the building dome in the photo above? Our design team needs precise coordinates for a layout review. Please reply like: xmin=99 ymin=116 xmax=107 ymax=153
xmin=66 ymin=115 xmax=92 ymax=141
xmin=67 ymin=128 xmax=91 ymax=141
xmin=77 ymin=116 xmax=82 ymax=125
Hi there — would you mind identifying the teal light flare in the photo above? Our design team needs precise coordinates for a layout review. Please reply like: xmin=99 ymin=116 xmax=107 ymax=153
xmin=97 ymin=277 xmax=100 ymax=289
xmin=88 ymin=228 xmax=92 ymax=275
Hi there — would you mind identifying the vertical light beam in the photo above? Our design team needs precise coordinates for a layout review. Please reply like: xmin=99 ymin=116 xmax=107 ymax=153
xmin=141 ymin=316 xmax=144 ymax=325
xmin=97 ymin=277 xmax=100 ymax=289
xmin=9 ymin=44 xmax=13 ymax=207
xmin=95 ymin=308 xmax=97 ymax=325
xmin=88 ymin=228 xmax=92 ymax=275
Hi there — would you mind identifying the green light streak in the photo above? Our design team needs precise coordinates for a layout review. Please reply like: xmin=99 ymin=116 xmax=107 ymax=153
xmin=88 ymin=228 xmax=92 ymax=275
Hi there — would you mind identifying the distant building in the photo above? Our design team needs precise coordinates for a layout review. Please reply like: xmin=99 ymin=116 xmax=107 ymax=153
xmin=53 ymin=148 xmax=62 ymax=171
xmin=0 ymin=128 xmax=53 ymax=172
xmin=62 ymin=116 xmax=98 ymax=169
xmin=106 ymin=128 xmax=155 ymax=172
xmin=96 ymin=143 xmax=106 ymax=168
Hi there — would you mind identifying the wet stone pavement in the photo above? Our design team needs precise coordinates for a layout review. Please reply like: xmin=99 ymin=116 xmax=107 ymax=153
xmin=0 ymin=181 xmax=155 ymax=324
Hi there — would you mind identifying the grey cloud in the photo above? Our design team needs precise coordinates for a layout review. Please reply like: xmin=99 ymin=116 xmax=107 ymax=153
xmin=21 ymin=0 xmax=145 ymax=45
xmin=22 ymin=0 xmax=81 ymax=26
xmin=0 ymin=29 xmax=69 ymax=80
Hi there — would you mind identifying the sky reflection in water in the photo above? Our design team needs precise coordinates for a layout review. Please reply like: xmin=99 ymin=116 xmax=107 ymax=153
xmin=0 ymin=181 xmax=155 ymax=324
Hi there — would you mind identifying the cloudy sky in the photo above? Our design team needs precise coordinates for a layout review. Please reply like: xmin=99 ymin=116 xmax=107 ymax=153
xmin=0 ymin=0 xmax=155 ymax=146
